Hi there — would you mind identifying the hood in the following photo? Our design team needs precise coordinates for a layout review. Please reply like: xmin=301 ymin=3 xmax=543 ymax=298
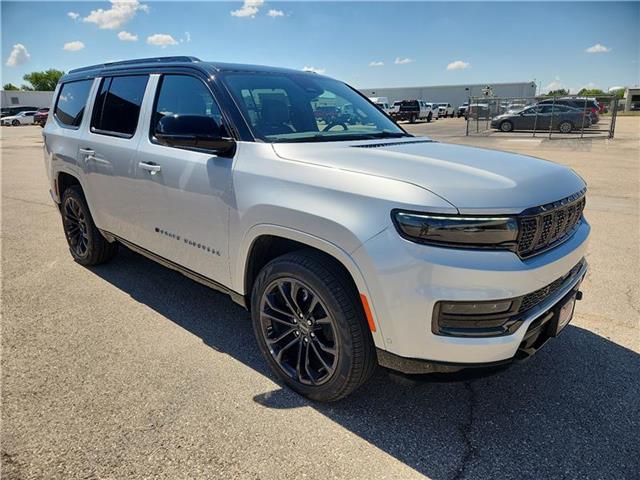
xmin=272 ymin=138 xmax=585 ymax=213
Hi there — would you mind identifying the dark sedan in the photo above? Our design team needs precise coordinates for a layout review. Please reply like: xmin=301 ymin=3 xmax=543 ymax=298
xmin=491 ymin=104 xmax=591 ymax=133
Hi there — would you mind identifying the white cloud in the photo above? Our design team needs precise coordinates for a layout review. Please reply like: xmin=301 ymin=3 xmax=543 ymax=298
xmin=585 ymin=43 xmax=611 ymax=54
xmin=83 ymin=0 xmax=148 ymax=30
xmin=231 ymin=0 xmax=264 ymax=18
xmin=146 ymin=33 xmax=178 ymax=47
xmin=447 ymin=60 xmax=471 ymax=71
xmin=544 ymin=76 xmax=565 ymax=92
xmin=267 ymin=9 xmax=284 ymax=18
xmin=394 ymin=57 xmax=413 ymax=65
xmin=369 ymin=61 xmax=384 ymax=67
xmin=63 ymin=41 xmax=85 ymax=52
xmin=184 ymin=31 xmax=191 ymax=43
xmin=117 ymin=31 xmax=138 ymax=42
xmin=303 ymin=66 xmax=326 ymax=74
xmin=5 ymin=43 xmax=30 ymax=67
xmin=68 ymin=11 xmax=80 ymax=21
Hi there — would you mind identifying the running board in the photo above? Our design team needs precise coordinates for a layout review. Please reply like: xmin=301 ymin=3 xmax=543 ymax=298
xmin=102 ymin=231 xmax=247 ymax=308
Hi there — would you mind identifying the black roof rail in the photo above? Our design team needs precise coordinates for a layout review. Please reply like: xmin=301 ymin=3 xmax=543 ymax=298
xmin=68 ymin=56 xmax=201 ymax=74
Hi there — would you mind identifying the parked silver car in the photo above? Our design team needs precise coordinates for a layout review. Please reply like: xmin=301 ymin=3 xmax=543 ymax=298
xmin=44 ymin=57 xmax=589 ymax=401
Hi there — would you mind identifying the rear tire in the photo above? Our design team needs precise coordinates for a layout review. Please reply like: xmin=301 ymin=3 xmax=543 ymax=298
xmin=409 ymin=114 xmax=416 ymax=124
xmin=251 ymin=250 xmax=377 ymax=402
xmin=558 ymin=121 xmax=573 ymax=133
xmin=61 ymin=185 xmax=118 ymax=266
xmin=500 ymin=120 xmax=514 ymax=132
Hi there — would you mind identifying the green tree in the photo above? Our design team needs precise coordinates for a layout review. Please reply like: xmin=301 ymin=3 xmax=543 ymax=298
xmin=577 ymin=88 xmax=605 ymax=96
xmin=22 ymin=69 xmax=65 ymax=91
xmin=3 ymin=83 xmax=19 ymax=90
xmin=546 ymin=88 xmax=569 ymax=97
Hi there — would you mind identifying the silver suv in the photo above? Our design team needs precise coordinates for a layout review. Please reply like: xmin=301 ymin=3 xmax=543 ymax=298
xmin=44 ymin=57 xmax=590 ymax=401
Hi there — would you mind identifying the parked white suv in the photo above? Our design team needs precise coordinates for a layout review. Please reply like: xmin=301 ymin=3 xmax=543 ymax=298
xmin=44 ymin=57 xmax=589 ymax=401
xmin=437 ymin=103 xmax=455 ymax=118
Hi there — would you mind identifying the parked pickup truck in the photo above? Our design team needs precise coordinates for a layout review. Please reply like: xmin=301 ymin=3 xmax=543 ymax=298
xmin=390 ymin=99 xmax=433 ymax=123
xmin=44 ymin=56 xmax=589 ymax=402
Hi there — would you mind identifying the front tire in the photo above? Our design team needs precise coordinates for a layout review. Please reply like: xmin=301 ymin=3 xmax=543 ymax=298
xmin=61 ymin=185 xmax=118 ymax=266
xmin=12 ymin=120 xmax=19 ymax=126
xmin=251 ymin=250 xmax=377 ymax=402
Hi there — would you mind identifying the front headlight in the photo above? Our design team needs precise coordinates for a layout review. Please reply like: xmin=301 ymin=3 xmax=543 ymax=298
xmin=391 ymin=210 xmax=519 ymax=249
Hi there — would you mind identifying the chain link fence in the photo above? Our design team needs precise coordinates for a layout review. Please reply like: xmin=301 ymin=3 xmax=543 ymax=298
xmin=465 ymin=95 xmax=618 ymax=139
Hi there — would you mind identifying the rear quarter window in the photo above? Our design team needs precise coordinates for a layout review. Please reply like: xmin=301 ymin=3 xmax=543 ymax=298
xmin=54 ymin=80 xmax=93 ymax=127
xmin=91 ymin=75 xmax=149 ymax=137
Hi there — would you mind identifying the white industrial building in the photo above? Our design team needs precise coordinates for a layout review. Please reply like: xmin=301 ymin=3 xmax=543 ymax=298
xmin=359 ymin=81 xmax=537 ymax=108
xmin=1 ymin=90 xmax=54 ymax=109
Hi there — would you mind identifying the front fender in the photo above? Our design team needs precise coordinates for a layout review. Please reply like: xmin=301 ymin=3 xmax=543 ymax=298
xmin=233 ymin=223 xmax=387 ymax=349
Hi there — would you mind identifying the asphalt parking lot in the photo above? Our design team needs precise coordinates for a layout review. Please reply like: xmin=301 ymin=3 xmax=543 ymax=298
xmin=2 ymin=119 xmax=639 ymax=479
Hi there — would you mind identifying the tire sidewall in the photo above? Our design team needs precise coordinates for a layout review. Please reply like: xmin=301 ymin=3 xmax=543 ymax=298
xmin=251 ymin=258 xmax=360 ymax=401
xmin=61 ymin=187 xmax=96 ymax=265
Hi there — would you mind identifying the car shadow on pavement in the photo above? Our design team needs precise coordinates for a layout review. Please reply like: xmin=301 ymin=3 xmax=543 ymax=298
xmin=92 ymin=247 xmax=640 ymax=480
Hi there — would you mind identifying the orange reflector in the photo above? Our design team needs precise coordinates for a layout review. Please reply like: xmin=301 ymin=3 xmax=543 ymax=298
xmin=360 ymin=293 xmax=376 ymax=332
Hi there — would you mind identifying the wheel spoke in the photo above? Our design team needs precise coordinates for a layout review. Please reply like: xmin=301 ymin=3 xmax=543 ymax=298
xmin=303 ymin=341 xmax=317 ymax=385
xmin=275 ymin=337 xmax=299 ymax=362
xmin=310 ymin=340 xmax=334 ymax=375
xmin=277 ymin=282 xmax=299 ymax=316
xmin=262 ymin=312 xmax=296 ymax=327
xmin=305 ymin=296 xmax=319 ymax=317
xmin=265 ymin=294 xmax=295 ymax=319
xmin=266 ymin=327 xmax=296 ymax=345
xmin=312 ymin=336 xmax=336 ymax=356
xmin=295 ymin=341 xmax=303 ymax=381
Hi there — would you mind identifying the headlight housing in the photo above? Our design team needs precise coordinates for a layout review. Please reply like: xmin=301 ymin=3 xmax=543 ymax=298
xmin=391 ymin=210 xmax=519 ymax=249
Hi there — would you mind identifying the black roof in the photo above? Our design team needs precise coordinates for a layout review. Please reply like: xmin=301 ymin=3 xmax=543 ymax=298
xmin=62 ymin=56 xmax=322 ymax=82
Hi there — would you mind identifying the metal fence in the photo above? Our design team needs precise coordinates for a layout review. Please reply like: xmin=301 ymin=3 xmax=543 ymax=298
xmin=465 ymin=95 xmax=618 ymax=139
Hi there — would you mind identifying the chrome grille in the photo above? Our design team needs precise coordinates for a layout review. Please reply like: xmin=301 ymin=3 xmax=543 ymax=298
xmin=517 ymin=190 xmax=586 ymax=258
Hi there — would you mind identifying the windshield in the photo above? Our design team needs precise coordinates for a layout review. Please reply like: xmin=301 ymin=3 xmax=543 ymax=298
xmin=222 ymin=73 xmax=407 ymax=143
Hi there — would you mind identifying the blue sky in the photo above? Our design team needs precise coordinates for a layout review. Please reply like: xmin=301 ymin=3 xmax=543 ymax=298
xmin=2 ymin=1 xmax=638 ymax=92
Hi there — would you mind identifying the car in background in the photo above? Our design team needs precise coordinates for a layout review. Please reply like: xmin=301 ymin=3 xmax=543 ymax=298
xmin=437 ymin=103 xmax=455 ymax=118
xmin=465 ymin=103 xmax=491 ymax=120
xmin=491 ymin=104 xmax=591 ymax=133
xmin=457 ymin=102 xmax=469 ymax=117
xmin=1 ymin=110 xmax=37 ymax=126
xmin=368 ymin=96 xmax=392 ymax=115
xmin=389 ymin=101 xmax=401 ymax=115
xmin=34 ymin=107 xmax=50 ymax=127
xmin=390 ymin=99 xmax=433 ymax=123
xmin=425 ymin=102 xmax=439 ymax=120
xmin=538 ymin=97 xmax=600 ymax=124
xmin=1 ymin=105 xmax=38 ymax=118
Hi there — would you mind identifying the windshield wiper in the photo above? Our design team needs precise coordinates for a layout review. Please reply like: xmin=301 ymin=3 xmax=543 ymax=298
xmin=366 ymin=130 xmax=412 ymax=139
xmin=272 ymin=130 xmax=411 ymax=144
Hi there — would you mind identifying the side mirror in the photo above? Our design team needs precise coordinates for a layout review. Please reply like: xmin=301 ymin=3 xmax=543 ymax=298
xmin=155 ymin=114 xmax=235 ymax=157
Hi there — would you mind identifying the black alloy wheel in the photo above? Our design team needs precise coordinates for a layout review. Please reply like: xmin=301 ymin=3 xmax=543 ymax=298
xmin=259 ymin=277 xmax=338 ymax=386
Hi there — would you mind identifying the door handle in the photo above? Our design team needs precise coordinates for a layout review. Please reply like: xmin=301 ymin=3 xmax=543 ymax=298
xmin=79 ymin=148 xmax=95 ymax=160
xmin=138 ymin=162 xmax=162 ymax=175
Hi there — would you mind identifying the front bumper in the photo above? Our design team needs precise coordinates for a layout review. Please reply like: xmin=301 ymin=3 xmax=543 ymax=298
xmin=351 ymin=218 xmax=590 ymax=365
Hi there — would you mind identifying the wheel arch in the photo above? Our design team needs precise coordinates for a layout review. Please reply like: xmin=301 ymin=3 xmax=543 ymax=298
xmin=236 ymin=225 xmax=385 ymax=348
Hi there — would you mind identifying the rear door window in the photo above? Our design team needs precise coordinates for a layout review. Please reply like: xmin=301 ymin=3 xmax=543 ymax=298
xmin=54 ymin=80 xmax=93 ymax=127
xmin=91 ymin=75 xmax=149 ymax=138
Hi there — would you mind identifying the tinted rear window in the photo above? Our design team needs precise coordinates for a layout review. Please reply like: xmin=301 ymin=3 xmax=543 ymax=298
xmin=92 ymin=75 xmax=148 ymax=137
xmin=55 ymin=80 xmax=93 ymax=127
